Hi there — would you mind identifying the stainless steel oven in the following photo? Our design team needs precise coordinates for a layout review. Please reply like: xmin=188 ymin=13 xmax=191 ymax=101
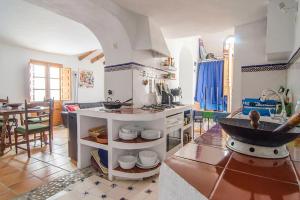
xmin=166 ymin=113 xmax=183 ymax=155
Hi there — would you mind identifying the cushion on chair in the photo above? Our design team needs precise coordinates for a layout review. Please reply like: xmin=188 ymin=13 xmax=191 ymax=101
xmin=65 ymin=105 xmax=80 ymax=112
xmin=15 ymin=124 xmax=49 ymax=134
xmin=28 ymin=117 xmax=49 ymax=123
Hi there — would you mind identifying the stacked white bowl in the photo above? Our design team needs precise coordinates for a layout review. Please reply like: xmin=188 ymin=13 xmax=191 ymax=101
xmin=137 ymin=150 xmax=159 ymax=168
xmin=119 ymin=125 xmax=144 ymax=140
xmin=118 ymin=155 xmax=137 ymax=169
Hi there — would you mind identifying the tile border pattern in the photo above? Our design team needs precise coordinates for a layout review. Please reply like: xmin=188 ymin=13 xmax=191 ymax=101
xmin=241 ymin=46 xmax=300 ymax=72
xmin=241 ymin=63 xmax=288 ymax=72
xmin=15 ymin=167 xmax=99 ymax=200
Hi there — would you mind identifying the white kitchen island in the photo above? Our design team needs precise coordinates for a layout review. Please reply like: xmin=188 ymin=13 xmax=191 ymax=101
xmin=76 ymin=106 xmax=192 ymax=181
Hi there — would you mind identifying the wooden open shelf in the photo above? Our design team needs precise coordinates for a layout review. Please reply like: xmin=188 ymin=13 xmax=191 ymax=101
xmin=114 ymin=163 xmax=161 ymax=173
xmin=114 ymin=136 xmax=160 ymax=143
xmin=81 ymin=136 xmax=108 ymax=145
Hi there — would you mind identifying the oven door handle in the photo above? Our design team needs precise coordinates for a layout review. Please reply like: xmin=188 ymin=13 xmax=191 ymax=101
xmin=166 ymin=124 xmax=183 ymax=133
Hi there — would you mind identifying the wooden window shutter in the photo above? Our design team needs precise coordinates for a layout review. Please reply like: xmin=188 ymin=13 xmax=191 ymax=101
xmin=61 ymin=67 xmax=72 ymax=101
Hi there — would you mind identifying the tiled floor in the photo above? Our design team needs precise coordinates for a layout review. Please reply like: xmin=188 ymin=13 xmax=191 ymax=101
xmin=48 ymin=174 xmax=159 ymax=200
xmin=0 ymin=126 xmax=76 ymax=199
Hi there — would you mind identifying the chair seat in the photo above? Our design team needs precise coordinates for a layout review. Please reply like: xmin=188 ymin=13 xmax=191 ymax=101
xmin=28 ymin=117 xmax=49 ymax=123
xmin=15 ymin=124 xmax=49 ymax=134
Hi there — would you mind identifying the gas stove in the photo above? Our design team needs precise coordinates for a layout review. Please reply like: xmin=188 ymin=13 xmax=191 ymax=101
xmin=141 ymin=104 xmax=176 ymax=112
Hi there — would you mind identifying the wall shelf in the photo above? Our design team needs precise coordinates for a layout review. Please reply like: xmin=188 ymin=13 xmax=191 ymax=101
xmin=80 ymin=136 xmax=108 ymax=150
xmin=111 ymin=137 xmax=164 ymax=150
xmin=112 ymin=163 xmax=161 ymax=179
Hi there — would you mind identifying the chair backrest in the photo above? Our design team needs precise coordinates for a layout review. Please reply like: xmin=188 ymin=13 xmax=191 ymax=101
xmin=0 ymin=97 xmax=8 ymax=105
xmin=24 ymin=99 xmax=54 ymax=132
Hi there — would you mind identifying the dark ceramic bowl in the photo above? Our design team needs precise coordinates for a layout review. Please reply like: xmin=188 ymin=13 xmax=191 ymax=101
xmin=219 ymin=118 xmax=300 ymax=147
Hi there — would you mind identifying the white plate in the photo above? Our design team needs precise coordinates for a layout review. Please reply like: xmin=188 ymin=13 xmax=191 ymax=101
xmin=141 ymin=130 xmax=161 ymax=140
xmin=136 ymin=159 xmax=160 ymax=169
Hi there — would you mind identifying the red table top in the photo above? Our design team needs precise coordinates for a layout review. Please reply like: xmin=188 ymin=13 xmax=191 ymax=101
xmin=165 ymin=125 xmax=300 ymax=200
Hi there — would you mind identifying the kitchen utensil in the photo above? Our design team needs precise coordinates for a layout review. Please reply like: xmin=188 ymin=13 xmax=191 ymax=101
xmin=89 ymin=126 xmax=107 ymax=138
xmin=219 ymin=117 xmax=300 ymax=147
xmin=141 ymin=130 xmax=161 ymax=140
xmin=103 ymin=98 xmax=133 ymax=109
xmin=118 ymin=155 xmax=137 ymax=169
xmin=119 ymin=130 xmax=138 ymax=140
xmin=138 ymin=151 xmax=158 ymax=166
xmin=249 ymin=110 xmax=260 ymax=129
xmin=136 ymin=158 xmax=160 ymax=169
xmin=273 ymin=112 xmax=300 ymax=133
xmin=96 ymin=134 xmax=108 ymax=144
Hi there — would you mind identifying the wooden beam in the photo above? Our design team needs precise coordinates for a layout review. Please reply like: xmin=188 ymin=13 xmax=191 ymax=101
xmin=91 ymin=53 xmax=104 ymax=63
xmin=78 ymin=50 xmax=96 ymax=61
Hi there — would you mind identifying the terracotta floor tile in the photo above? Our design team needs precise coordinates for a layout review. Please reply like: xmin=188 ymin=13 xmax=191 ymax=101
xmin=19 ymin=160 xmax=47 ymax=171
xmin=0 ymin=165 xmax=20 ymax=177
xmin=31 ymin=165 xmax=62 ymax=179
xmin=211 ymin=169 xmax=300 ymax=200
xmin=175 ymin=143 xmax=231 ymax=167
xmin=0 ymin=190 xmax=17 ymax=200
xmin=227 ymin=152 xmax=298 ymax=183
xmin=50 ymin=157 xmax=71 ymax=167
xmin=0 ymin=183 xmax=9 ymax=195
xmin=59 ymin=162 xmax=78 ymax=172
xmin=165 ymin=156 xmax=223 ymax=198
xmin=0 ymin=171 xmax=33 ymax=187
xmin=9 ymin=176 xmax=44 ymax=195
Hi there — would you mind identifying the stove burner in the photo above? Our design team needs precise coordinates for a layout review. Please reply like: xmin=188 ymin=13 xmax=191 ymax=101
xmin=141 ymin=104 xmax=175 ymax=111
xmin=226 ymin=137 xmax=289 ymax=159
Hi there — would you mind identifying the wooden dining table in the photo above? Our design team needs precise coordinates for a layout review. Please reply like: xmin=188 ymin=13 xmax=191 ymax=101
xmin=0 ymin=107 xmax=46 ymax=156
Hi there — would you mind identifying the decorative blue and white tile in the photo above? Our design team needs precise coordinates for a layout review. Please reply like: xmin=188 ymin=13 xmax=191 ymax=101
xmin=241 ymin=63 xmax=288 ymax=72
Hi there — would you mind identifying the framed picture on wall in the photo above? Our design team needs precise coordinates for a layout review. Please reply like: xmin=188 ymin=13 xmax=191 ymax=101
xmin=79 ymin=70 xmax=94 ymax=88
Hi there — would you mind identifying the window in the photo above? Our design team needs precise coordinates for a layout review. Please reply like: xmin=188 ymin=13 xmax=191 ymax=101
xmin=29 ymin=60 xmax=71 ymax=102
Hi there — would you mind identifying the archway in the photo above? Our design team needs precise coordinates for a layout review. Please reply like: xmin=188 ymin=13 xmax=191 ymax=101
xmin=26 ymin=0 xmax=133 ymax=66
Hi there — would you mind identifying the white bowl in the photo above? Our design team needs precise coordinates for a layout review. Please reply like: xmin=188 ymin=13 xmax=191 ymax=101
xmin=119 ymin=130 xmax=138 ymax=140
xmin=118 ymin=155 xmax=137 ymax=169
xmin=121 ymin=125 xmax=144 ymax=135
xmin=138 ymin=151 xmax=158 ymax=166
xmin=141 ymin=130 xmax=161 ymax=140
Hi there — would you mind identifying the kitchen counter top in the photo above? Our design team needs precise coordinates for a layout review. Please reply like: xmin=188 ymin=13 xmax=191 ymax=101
xmin=159 ymin=125 xmax=300 ymax=200
xmin=76 ymin=105 xmax=192 ymax=121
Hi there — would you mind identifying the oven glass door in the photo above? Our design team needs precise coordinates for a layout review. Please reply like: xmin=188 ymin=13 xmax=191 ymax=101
xmin=167 ymin=128 xmax=181 ymax=152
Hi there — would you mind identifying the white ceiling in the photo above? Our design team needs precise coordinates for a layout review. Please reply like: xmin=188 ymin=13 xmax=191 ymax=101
xmin=113 ymin=0 xmax=268 ymax=38
xmin=0 ymin=0 xmax=101 ymax=55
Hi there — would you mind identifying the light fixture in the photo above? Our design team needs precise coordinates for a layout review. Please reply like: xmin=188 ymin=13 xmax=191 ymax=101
xmin=278 ymin=1 xmax=298 ymax=13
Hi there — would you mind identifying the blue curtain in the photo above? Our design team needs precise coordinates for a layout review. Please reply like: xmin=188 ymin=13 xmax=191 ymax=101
xmin=194 ymin=60 xmax=224 ymax=111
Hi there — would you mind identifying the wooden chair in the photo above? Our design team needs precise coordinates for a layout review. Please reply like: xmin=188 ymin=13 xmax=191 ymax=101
xmin=14 ymin=99 xmax=53 ymax=158
xmin=0 ymin=96 xmax=15 ymax=148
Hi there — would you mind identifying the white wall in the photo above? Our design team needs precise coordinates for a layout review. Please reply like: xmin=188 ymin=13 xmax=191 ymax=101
xmin=232 ymin=18 xmax=287 ymax=111
xmin=0 ymin=42 xmax=104 ymax=103
xmin=286 ymin=0 xmax=300 ymax=112
xmin=287 ymin=58 xmax=300 ymax=111
xmin=166 ymin=37 xmax=199 ymax=104
xmin=266 ymin=0 xmax=296 ymax=61
xmin=201 ymin=29 xmax=234 ymax=58
xmin=293 ymin=0 xmax=300 ymax=52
